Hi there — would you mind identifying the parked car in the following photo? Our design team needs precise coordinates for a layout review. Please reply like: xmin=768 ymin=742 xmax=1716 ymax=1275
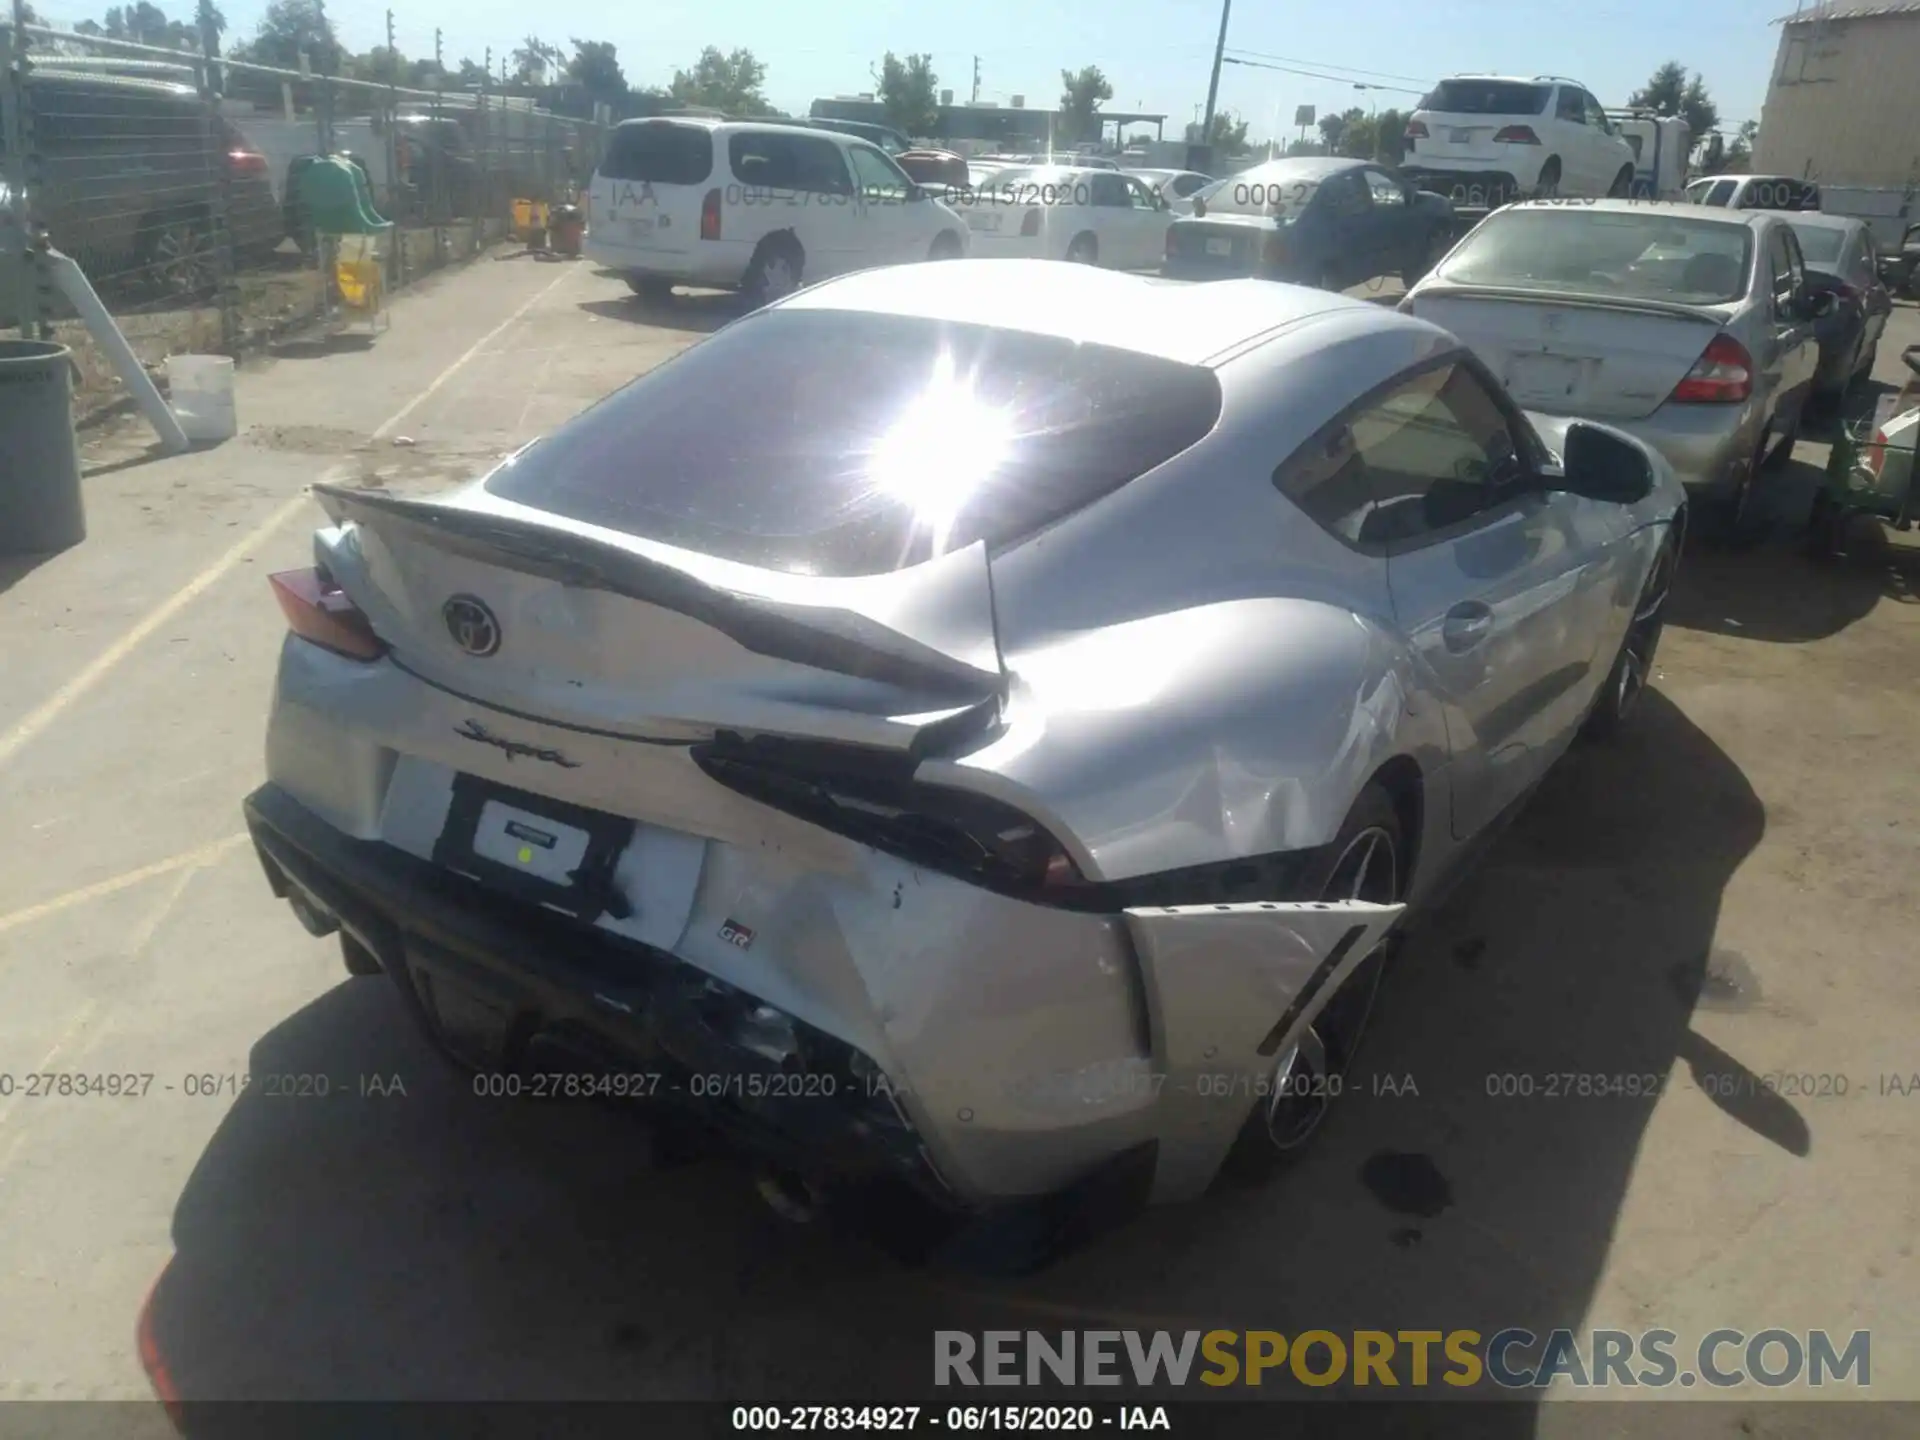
xmin=1402 ymin=74 xmax=1639 ymax=205
xmin=243 ymin=261 xmax=1684 ymax=1241
xmin=1782 ymin=213 xmax=1892 ymax=405
xmin=1163 ymin=157 xmax=1457 ymax=289
xmin=584 ymin=118 xmax=969 ymax=306
xmin=1127 ymin=167 xmax=1215 ymax=215
xmin=387 ymin=114 xmax=482 ymax=218
xmin=1686 ymin=174 xmax=1821 ymax=212
xmin=15 ymin=69 xmax=282 ymax=298
xmin=1603 ymin=110 xmax=1691 ymax=199
xmin=1878 ymin=221 xmax=1920 ymax=296
xmin=1400 ymin=200 xmax=1827 ymax=534
xmin=959 ymin=165 xmax=1171 ymax=268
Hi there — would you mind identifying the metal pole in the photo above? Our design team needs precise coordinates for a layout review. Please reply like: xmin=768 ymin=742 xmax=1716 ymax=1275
xmin=1199 ymin=0 xmax=1232 ymax=149
xmin=199 ymin=12 xmax=237 ymax=352
xmin=384 ymin=8 xmax=399 ymax=285
xmin=3 ymin=0 xmax=48 ymax=339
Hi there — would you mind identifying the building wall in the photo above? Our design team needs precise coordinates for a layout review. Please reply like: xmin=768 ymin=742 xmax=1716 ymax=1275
xmin=1756 ymin=11 xmax=1920 ymax=187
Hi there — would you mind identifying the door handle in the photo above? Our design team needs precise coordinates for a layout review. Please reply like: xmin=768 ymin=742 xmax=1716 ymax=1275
xmin=1442 ymin=601 xmax=1493 ymax=653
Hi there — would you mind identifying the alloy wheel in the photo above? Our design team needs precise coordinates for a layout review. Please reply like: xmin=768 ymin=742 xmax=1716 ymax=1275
xmin=759 ymin=252 xmax=799 ymax=302
xmin=152 ymin=219 xmax=214 ymax=298
xmin=1262 ymin=825 xmax=1399 ymax=1151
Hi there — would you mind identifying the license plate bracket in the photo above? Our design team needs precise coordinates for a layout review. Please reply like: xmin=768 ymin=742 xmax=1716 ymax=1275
xmin=432 ymin=772 xmax=634 ymax=922
xmin=1449 ymin=128 xmax=1474 ymax=144
xmin=1506 ymin=354 xmax=1583 ymax=401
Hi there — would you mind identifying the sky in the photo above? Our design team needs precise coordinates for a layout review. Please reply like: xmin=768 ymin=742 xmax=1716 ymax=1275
xmin=30 ymin=0 xmax=1790 ymax=140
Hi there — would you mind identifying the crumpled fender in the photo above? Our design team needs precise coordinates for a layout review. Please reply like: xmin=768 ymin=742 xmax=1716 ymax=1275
xmin=1123 ymin=898 xmax=1404 ymax=1201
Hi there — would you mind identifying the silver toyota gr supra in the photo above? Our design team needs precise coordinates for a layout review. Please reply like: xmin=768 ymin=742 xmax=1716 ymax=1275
xmin=244 ymin=260 xmax=1685 ymax=1241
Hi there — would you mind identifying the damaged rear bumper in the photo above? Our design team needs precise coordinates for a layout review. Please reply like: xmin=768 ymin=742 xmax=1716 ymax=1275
xmin=243 ymin=780 xmax=1402 ymax=1216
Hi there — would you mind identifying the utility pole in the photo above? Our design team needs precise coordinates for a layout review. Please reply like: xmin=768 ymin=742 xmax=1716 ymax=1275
xmin=434 ymin=27 xmax=442 ymax=73
xmin=1199 ymin=0 xmax=1231 ymax=152
xmin=971 ymin=55 xmax=980 ymax=105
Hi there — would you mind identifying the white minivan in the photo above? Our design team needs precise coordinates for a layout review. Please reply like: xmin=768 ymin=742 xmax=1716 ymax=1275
xmin=585 ymin=117 xmax=971 ymax=305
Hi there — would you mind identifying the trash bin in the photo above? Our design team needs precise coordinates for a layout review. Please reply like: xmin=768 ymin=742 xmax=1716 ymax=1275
xmin=0 ymin=340 xmax=85 ymax=556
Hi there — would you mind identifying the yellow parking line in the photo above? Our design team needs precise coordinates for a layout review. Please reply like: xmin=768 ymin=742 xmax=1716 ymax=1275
xmin=0 ymin=833 xmax=249 ymax=938
xmin=0 ymin=263 xmax=580 ymax=772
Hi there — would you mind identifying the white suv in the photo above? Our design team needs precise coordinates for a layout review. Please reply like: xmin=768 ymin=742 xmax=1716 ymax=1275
xmin=1402 ymin=75 xmax=1638 ymax=207
xmin=585 ymin=118 xmax=970 ymax=305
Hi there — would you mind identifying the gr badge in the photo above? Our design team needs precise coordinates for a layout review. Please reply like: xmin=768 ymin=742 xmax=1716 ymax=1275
xmin=719 ymin=919 xmax=755 ymax=950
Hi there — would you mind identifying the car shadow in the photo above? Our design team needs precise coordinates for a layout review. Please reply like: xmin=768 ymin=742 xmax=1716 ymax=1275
xmin=578 ymin=291 xmax=737 ymax=336
xmin=141 ymin=693 xmax=1771 ymax=1420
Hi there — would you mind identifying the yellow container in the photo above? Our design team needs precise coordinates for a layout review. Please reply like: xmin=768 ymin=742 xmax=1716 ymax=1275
xmin=511 ymin=198 xmax=550 ymax=240
xmin=334 ymin=257 xmax=383 ymax=311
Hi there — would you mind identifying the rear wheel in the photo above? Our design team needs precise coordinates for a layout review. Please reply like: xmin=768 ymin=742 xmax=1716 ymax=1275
xmin=1535 ymin=158 xmax=1562 ymax=199
xmin=1608 ymin=165 xmax=1635 ymax=198
xmin=141 ymin=209 xmax=217 ymax=299
xmin=928 ymin=230 xmax=963 ymax=261
xmin=1222 ymin=784 xmax=1403 ymax=1180
xmin=1709 ymin=426 xmax=1767 ymax=543
xmin=1065 ymin=232 xmax=1099 ymax=265
xmin=625 ymin=274 xmax=674 ymax=301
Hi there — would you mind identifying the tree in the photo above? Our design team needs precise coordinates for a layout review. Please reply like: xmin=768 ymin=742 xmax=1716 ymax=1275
xmin=454 ymin=57 xmax=489 ymax=89
xmin=1628 ymin=61 xmax=1720 ymax=147
xmin=872 ymin=51 xmax=939 ymax=137
xmin=1372 ymin=107 xmax=1408 ymax=164
xmin=353 ymin=44 xmax=407 ymax=86
xmin=566 ymin=39 xmax=628 ymax=104
xmin=1058 ymin=64 xmax=1112 ymax=145
xmin=237 ymin=0 xmax=341 ymax=74
xmin=511 ymin=36 xmax=565 ymax=86
xmin=671 ymin=46 xmax=772 ymax=115
xmin=1184 ymin=108 xmax=1249 ymax=153
xmin=1317 ymin=110 xmax=1350 ymax=153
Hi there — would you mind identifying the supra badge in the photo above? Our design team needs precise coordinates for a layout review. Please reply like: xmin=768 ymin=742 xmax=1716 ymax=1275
xmin=453 ymin=718 xmax=581 ymax=768
xmin=443 ymin=594 xmax=501 ymax=657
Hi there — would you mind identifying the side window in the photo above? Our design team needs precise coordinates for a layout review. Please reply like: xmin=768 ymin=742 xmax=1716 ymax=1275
xmin=1767 ymin=229 xmax=1797 ymax=313
xmin=1123 ymin=176 xmax=1158 ymax=209
xmin=1706 ymin=179 xmax=1737 ymax=206
xmin=1172 ymin=173 xmax=1208 ymax=197
xmin=1856 ymin=235 xmax=1879 ymax=287
xmin=1275 ymin=363 xmax=1525 ymax=551
xmin=846 ymin=143 xmax=911 ymax=203
xmin=790 ymin=137 xmax=853 ymax=196
xmin=1365 ymin=169 xmax=1405 ymax=206
xmin=1555 ymin=87 xmax=1586 ymax=124
xmin=1090 ymin=173 xmax=1130 ymax=207
xmin=1322 ymin=173 xmax=1370 ymax=216
xmin=731 ymin=133 xmax=798 ymax=189
xmin=1780 ymin=228 xmax=1807 ymax=298
xmin=1582 ymin=94 xmax=1612 ymax=131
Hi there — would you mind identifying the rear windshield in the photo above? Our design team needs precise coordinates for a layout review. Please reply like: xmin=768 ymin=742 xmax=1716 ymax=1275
xmin=485 ymin=310 xmax=1223 ymax=577
xmin=1421 ymin=80 xmax=1549 ymax=116
xmin=1198 ymin=168 xmax=1321 ymax=217
xmin=599 ymin=122 xmax=713 ymax=185
xmin=1787 ymin=223 xmax=1846 ymax=265
xmin=1434 ymin=209 xmax=1755 ymax=305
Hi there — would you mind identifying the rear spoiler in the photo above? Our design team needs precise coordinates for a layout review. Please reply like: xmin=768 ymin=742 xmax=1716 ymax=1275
xmin=1407 ymin=283 xmax=1729 ymax=325
xmin=311 ymin=483 xmax=1006 ymax=700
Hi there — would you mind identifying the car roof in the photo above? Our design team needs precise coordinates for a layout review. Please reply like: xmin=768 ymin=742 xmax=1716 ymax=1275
xmin=614 ymin=116 xmax=873 ymax=146
xmin=1501 ymin=198 xmax=1774 ymax=228
xmin=997 ymin=164 xmax=1124 ymax=179
xmin=775 ymin=259 xmax=1432 ymax=368
xmin=1780 ymin=211 xmax=1858 ymax=232
xmin=1224 ymin=155 xmax=1368 ymax=183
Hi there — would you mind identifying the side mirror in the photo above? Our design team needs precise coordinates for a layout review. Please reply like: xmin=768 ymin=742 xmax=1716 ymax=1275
xmin=1557 ymin=421 xmax=1654 ymax=505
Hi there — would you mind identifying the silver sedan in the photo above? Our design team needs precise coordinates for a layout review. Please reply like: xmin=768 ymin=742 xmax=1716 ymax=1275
xmin=241 ymin=263 xmax=1684 ymax=1250
xmin=1401 ymin=199 xmax=1827 ymax=534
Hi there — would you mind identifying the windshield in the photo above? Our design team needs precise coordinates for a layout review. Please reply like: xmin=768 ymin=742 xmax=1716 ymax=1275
xmin=1421 ymin=79 xmax=1550 ymax=115
xmin=1433 ymin=209 xmax=1754 ymax=305
xmin=1198 ymin=168 xmax=1322 ymax=218
xmin=485 ymin=310 xmax=1222 ymax=577
xmin=1788 ymin=224 xmax=1846 ymax=265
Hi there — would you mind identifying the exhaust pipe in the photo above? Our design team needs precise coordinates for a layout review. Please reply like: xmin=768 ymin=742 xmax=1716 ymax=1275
xmin=754 ymin=1167 xmax=827 ymax=1225
xmin=286 ymin=891 xmax=340 ymax=939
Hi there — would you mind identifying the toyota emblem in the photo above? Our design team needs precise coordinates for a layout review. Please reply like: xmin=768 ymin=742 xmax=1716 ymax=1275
xmin=443 ymin=595 xmax=501 ymax=657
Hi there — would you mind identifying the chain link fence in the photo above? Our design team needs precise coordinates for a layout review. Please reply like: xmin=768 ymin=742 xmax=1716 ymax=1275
xmin=2 ymin=9 xmax=606 ymax=421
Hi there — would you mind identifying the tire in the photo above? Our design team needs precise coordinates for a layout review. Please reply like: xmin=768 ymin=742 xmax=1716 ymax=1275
xmin=340 ymin=933 xmax=383 ymax=978
xmin=928 ymin=230 xmax=963 ymax=261
xmin=140 ymin=209 xmax=216 ymax=300
xmin=1706 ymin=426 xmax=1767 ymax=544
xmin=741 ymin=235 xmax=804 ymax=308
xmin=1065 ymin=232 xmax=1098 ymax=265
xmin=1763 ymin=405 xmax=1800 ymax=471
xmin=1608 ymin=165 xmax=1635 ymax=199
xmin=1583 ymin=533 xmax=1677 ymax=741
xmin=1220 ymin=783 xmax=1405 ymax=1182
xmin=1535 ymin=159 xmax=1562 ymax=199
xmin=625 ymin=274 xmax=674 ymax=301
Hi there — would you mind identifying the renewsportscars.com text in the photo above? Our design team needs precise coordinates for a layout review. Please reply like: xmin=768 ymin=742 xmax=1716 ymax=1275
xmin=934 ymin=1329 xmax=1871 ymax=1390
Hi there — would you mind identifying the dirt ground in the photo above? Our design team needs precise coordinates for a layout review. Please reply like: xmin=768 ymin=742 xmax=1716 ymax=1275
xmin=0 ymin=253 xmax=1916 ymax=1432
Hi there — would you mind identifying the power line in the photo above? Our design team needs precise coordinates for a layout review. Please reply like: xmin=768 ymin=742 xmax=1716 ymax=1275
xmin=1223 ymin=47 xmax=1430 ymax=86
xmin=1220 ymin=56 xmax=1427 ymax=95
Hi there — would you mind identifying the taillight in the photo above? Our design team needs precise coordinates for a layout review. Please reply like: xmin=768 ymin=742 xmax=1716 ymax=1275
xmin=692 ymin=739 xmax=1090 ymax=900
xmin=1669 ymin=334 xmax=1753 ymax=404
xmin=1863 ymin=428 xmax=1890 ymax=479
xmin=1405 ymin=119 xmax=1429 ymax=141
xmin=227 ymin=149 xmax=268 ymax=176
xmin=700 ymin=187 xmax=722 ymax=240
xmin=1492 ymin=125 xmax=1540 ymax=144
xmin=268 ymin=568 xmax=385 ymax=661
xmin=1020 ymin=207 xmax=1042 ymax=237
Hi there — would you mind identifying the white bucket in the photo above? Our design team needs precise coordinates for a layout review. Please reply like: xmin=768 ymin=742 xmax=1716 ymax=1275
xmin=166 ymin=354 xmax=237 ymax=443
